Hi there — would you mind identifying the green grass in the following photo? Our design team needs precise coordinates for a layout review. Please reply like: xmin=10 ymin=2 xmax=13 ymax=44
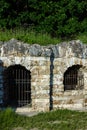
xmin=0 ymin=28 xmax=61 ymax=45
xmin=1 ymin=108 xmax=87 ymax=130
xmin=0 ymin=28 xmax=87 ymax=45
xmin=76 ymin=32 xmax=87 ymax=44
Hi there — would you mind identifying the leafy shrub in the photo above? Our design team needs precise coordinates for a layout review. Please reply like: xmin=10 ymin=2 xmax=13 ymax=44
xmin=0 ymin=0 xmax=87 ymax=38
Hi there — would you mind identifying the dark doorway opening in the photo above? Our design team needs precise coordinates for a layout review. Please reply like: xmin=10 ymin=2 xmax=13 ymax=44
xmin=3 ymin=65 xmax=31 ymax=107
xmin=64 ymin=65 xmax=84 ymax=91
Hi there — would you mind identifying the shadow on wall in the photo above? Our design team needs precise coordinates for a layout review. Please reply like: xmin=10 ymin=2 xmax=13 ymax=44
xmin=49 ymin=49 xmax=54 ymax=110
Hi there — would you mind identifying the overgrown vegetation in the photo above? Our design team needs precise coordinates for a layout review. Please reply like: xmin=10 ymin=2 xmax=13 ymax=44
xmin=0 ymin=28 xmax=87 ymax=45
xmin=0 ymin=0 xmax=87 ymax=45
xmin=1 ymin=108 xmax=87 ymax=130
xmin=0 ymin=28 xmax=61 ymax=45
xmin=0 ymin=0 xmax=87 ymax=38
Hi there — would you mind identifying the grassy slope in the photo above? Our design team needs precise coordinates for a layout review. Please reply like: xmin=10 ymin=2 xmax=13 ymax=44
xmin=0 ymin=108 xmax=87 ymax=130
xmin=0 ymin=29 xmax=87 ymax=45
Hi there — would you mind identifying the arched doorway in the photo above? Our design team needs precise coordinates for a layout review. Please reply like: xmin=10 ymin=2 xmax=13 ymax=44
xmin=3 ymin=65 xmax=31 ymax=107
xmin=64 ymin=65 xmax=84 ymax=91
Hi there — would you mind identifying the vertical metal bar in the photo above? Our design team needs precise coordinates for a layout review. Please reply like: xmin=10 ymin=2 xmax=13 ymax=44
xmin=25 ymin=70 xmax=27 ymax=105
xmin=24 ymin=69 xmax=25 ymax=105
xmin=27 ymin=72 xmax=29 ymax=104
xmin=69 ymin=72 xmax=70 ymax=89
xmin=25 ymin=69 xmax=26 ymax=105
xmin=21 ymin=69 xmax=23 ymax=106
xmin=26 ymin=71 xmax=29 ymax=103
xmin=29 ymin=72 xmax=30 ymax=104
xmin=16 ymin=68 xmax=18 ymax=106
xmin=75 ymin=71 xmax=76 ymax=87
xmin=70 ymin=72 xmax=71 ymax=89
xmin=18 ymin=68 xmax=20 ymax=106
xmin=25 ymin=71 xmax=29 ymax=104
xmin=77 ymin=73 xmax=79 ymax=89
xmin=71 ymin=72 xmax=72 ymax=89
xmin=65 ymin=76 xmax=66 ymax=90
xmin=22 ymin=68 xmax=23 ymax=106
xmin=15 ymin=68 xmax=17 ymax=105
xmin=74 ymin=70 xmax=75 ymax=89
xmin=14 ymin=68 xmax=15 ymax=104
xmin=20 ymin=68 xmax=22 ymax=106
xmin=22 ymin=69 xmax=25 ymax=105
xmin=8 ymin=69 xmax=10 ymax=103
xmin=23 ymin=68 xmax=24 ymax=106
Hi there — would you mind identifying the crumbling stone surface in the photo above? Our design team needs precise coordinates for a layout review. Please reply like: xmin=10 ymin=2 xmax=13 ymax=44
xmin=0 ymin=38 xmax=86 ymax=58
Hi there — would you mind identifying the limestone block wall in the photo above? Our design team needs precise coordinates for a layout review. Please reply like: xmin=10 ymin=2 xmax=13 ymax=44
xmin=52 ymin=58 xmax=86 ymax=110
xmin=0 ymin=39 xmax=87 ymax=112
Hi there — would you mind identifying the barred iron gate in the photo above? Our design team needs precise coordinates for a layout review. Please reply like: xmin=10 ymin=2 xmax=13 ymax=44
xmin=3 ymin=65 xmax=31 ymax=107
xmin=64 ymin=65 xmax=84 ymax=91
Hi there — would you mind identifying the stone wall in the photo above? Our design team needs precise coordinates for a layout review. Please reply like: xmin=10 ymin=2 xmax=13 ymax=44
xmin=0 ymin=38 xmax=87 ymax=112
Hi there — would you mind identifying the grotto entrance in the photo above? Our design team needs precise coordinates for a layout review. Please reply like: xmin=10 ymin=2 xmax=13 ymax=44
xmin=3 ymin=65 xmax=31 ymax=107
xmin=64 ymin=65 xmax=84 ymax=91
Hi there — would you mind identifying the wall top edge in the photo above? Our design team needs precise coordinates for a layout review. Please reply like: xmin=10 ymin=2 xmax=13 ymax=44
xmin=0 ymin=38 xmax=87 ymax=59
